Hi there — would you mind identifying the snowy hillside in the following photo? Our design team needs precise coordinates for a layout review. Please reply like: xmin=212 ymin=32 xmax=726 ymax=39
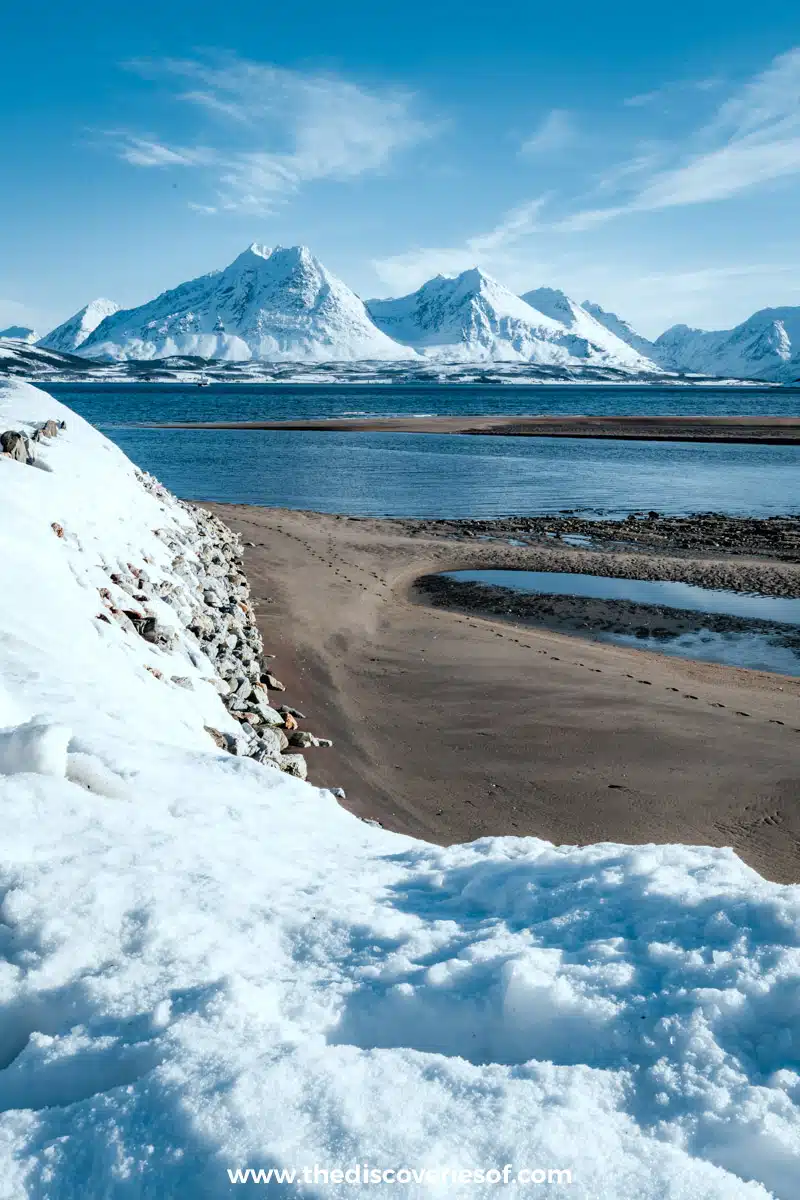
xmin=367 ymin=269 xmax=571 ymax=362
xmin=522 ymin=288 xmax=658 ymax=370
xmin=1 ymin=378 xmax=799 ymax=1197
xmin=0 ymin=325 xmax=38 ymax=344
xmin=655 ymin=308 xmax=800 ymax=383
xmin=581 ymin=301 xmax=658 ymax=360
xmin=38 ymin=297 xmax=120 ymax=353
xmin=366 ymin=269 xmax=657 ymax=368
xmin=79 ymin=244 xmax=417 ymax=363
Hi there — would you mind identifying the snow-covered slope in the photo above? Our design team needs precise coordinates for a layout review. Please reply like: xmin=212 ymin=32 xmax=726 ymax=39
xmin=522 ymin=288 xmax=658 ymax=370
xmin=367 ymin=269 xmax=656 ymax=367
xmin=655 ymin=308 xmax=800 ymax=382
xmin=80 ymin=244 xmax=416 ymax=363
xmin=38 ymin=298 xmax=120 ymax=353
xmin=367 ymin=269 xmax=571 ymax=362
xmin=581 ymin=301 xmax=658 ymax=360
xmin=0 ymin=325 xmax=38 ymax=344
xmin=1 ymin=378 xmax=799 ymax=1197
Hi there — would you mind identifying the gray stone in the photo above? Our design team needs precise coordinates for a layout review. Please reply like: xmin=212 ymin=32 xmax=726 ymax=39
xmin=40 ymin=419 xmax=60 ymax=438
xmin=289 ymin=730 xmax=319 ymax=749
xmin=170 ymin=676 xmax=194 ymax=690
xmin=255 ymin=726 xmax=285 ymax=758
xmin=279 ymin=753 xmax=308 ymax=780
xmin=261 ymin=673 xmax=286 ymax=692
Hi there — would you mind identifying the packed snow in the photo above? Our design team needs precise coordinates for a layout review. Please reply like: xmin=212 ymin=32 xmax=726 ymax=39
xmin=37 ymin=298 xmax=120 ymax=353
xmin=78 ymin=245 xmax=417 ymax=364
xmin=1 ymin=378 xmax=799 ymax=1197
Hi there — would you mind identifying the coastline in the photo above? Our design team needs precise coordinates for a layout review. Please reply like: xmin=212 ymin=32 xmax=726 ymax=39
xmin=150 ymin=413 xmax=800 ymax=443
xmin=206 ymin=504 xmax=800 ymax=884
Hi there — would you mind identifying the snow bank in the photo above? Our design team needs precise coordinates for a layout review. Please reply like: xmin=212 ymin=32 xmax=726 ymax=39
xmin=0 ymin=380 xmax=799 ymax=1198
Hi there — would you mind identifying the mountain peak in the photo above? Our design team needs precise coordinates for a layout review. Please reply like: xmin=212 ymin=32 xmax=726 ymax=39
xmin=38 ymin=299 xmax=120 ymax=353
xmin=77 ymin=245 xmax=416 ymax=363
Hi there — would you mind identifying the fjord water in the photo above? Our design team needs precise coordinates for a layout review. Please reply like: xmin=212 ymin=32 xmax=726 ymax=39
xmin=49 ymin=382 xmax=800 ymax=519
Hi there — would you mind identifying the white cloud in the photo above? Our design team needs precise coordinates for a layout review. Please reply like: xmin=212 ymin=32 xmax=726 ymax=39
xmin=372 ymin=198 xmax=548 ymax=293
xmin=562 ymin=47 xmax=800 ymax=228
xmin=519 ymin=109 xmax=574 ymax=155
xmin=114 ymin=136 xmax=217 ymax=168
xmin=113 ymin=56 xmax=439 ymax=214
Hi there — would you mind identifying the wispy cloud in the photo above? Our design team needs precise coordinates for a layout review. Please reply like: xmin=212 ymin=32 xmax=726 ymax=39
xmin=372 ymin=198 xmax=548 ymax=292
xmin=623 ymin=77 xmax=722 ymax=108
xmin=114 ymin=136 xmax=217 ymax=168
xmin=562 ymin=47 xmax=800 ymax=228
xmin=519 ymin=109 xmax=574 ymax=156
xmin=110 ymin=55 xmax=439 ymax=213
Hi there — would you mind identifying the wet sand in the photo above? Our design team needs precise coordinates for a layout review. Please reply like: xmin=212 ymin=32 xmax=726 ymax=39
xmin=206 ymin=505 xmax=800 ymax=884
xmin=157 ymin=414 xmax=800 ymax=443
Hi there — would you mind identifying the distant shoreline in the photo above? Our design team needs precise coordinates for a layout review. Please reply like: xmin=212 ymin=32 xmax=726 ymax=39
xmin=143 ymin=413 xmax=800 ymax=444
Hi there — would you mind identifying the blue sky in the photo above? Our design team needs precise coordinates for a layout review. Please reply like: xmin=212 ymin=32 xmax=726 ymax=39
xmin=2 ymin=1 xmax=800 ymax=337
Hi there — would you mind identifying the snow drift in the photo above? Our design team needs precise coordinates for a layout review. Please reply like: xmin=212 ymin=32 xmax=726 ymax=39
xmin=0 ymin=379 xmax=799 ymax=1197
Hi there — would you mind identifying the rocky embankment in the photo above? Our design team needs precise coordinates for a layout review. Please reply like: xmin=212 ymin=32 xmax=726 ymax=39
xmin=2 ymin=415 xmax=336 ymax=787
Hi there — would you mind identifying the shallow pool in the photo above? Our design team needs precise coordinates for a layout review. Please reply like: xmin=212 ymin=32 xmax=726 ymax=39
xmin=445 ymin=570 xmax=800 ymax=625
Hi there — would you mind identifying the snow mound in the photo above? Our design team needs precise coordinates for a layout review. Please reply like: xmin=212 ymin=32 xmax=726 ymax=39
xmin=38 ymin=298 xmax=120 ymax=353
xmin=0 ymin=380 xmax=798 ymax=1197
xmin=79 ymin=245 xmax=417 ymax=363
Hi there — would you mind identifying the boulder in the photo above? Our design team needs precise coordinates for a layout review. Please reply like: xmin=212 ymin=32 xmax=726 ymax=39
xmin=279 ymin=753 xmax=308 ymax=780
xmin=261 ymin=673 xmax=286 ymax=692
xmin=1 ymin=430 xmax=32 ymax=463
xmin=40 ymin=419 xmax=60 ymax=438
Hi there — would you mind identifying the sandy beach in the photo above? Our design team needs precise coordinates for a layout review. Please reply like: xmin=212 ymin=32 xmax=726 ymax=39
xmin=156 ymin=414 xmax=800 ymax=443
xmin=207 ymin=505 xmax=800 ymax=883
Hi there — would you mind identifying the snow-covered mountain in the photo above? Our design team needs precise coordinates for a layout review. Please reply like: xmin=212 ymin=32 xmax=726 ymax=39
xmin=654 ymin=308 xmax=800 ymax=383
xmin=367 ymin=270 xmax=567 ymax=362
xmin=0 ymin=325 xmax=38 ymax=344
xmin=39 ymin=298 xmax=120 ymax=353
xmin=367 ymin=270 xmax=658 ymax=369
xmin=580 ymin=301 xmax=657 ymax=361
xmin=79 ymin=244 xmax=416 ymax=363
xmin=521 ymin=288 xmax=658 ymax=370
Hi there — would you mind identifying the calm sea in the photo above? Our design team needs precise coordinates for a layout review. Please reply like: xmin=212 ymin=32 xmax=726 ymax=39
xmin=44 ymin=383 xmax=800 ymax=519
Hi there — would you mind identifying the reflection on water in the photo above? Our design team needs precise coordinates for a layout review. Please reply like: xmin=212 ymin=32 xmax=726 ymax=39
xmin=441 ymin=570 xmax=800 ymax=676
xmin=445 ymin=571 xmax=800 ymax=624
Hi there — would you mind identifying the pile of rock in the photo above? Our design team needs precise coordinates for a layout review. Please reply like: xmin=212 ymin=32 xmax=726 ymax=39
xmin=5 ymin=416 xmax=337 ymax=786
xmin=123 ymin=470 xmax=335 ymax=784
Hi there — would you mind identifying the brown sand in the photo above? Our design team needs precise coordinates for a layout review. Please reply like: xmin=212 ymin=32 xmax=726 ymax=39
xmin=206 ymin=505 xmax=800 ymax=883
xmin=157 ymin=414 xmax=800 ymax=443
